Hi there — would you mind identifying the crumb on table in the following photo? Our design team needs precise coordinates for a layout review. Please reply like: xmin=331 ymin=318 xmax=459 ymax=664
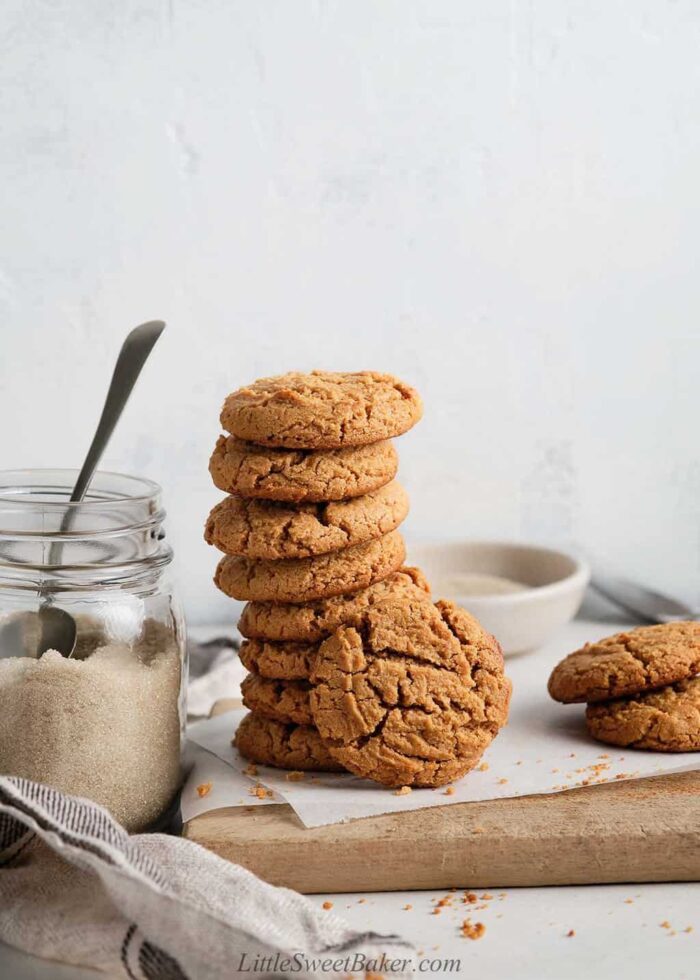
xmin=196 ymin=782 xmax=213 ymax=798
xmin=461 ymin=919 xmax=486 ymax=940
xmin=394 ymin=785 xmax=412 ymax=796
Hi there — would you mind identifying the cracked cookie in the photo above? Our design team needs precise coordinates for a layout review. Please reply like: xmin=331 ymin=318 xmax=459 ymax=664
xmin=209 ymin=435 xmax=398 ymax=502
xmin=241 ymin=673 xmax=313 ymax=725
xmin=204 ymin=481 xmax=409 ymax=560
xmin=308 ymin=597 xmax=511 ymax=788
xmin=240 ymin=638 xmax=320 ymax=681
xmin=238 ymin=565 xmax=431 ymax=642
xmin=548 ymin=622 xmax=700 ymax=704
xmin=220 ymin=371 xmax=423 ymax=449
xmin=234 ymin=712 xmax=344 ymax=772
xmin=585 ymin=677 xmax=700 ymax=751
xmin=214 ymin=530 xmax=405 ymax=603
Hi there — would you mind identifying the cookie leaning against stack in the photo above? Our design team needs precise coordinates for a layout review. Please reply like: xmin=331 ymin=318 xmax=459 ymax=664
xmin=205 ymin=370 xmax=423 ymax=772
xmin=548 ymin=622 xmax=700 ymax=751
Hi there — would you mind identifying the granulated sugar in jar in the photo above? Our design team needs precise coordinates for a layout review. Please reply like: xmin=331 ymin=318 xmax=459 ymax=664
xmin=0 ymin=471 xmax=187 ymax=831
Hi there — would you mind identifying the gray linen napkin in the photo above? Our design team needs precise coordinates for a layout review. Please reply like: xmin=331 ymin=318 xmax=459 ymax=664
xmin=0 ymin=777 xmax=413 ymax=978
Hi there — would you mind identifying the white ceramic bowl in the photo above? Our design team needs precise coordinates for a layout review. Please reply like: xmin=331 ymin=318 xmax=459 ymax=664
xmin=409 ymin=541 xmax=590 ymax=656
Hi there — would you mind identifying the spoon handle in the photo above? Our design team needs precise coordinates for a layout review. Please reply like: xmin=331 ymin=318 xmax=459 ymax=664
xmin=70 ymin=320 xmax=166 ymax=503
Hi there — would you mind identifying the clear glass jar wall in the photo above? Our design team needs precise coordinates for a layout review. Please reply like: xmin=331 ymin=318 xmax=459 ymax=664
xmin=0 ymin=470 xmax=186 ymax=831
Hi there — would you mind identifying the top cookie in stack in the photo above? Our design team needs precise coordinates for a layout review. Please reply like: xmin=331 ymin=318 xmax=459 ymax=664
xmin=205 ymin=370 xmax=427 ymax=768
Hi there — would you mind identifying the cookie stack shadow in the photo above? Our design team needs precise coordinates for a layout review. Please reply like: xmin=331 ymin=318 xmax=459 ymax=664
xmin=548 ymin=622 xmax=700 ymax=752
xmin=205 ymin=370 xmax=425 ymax=774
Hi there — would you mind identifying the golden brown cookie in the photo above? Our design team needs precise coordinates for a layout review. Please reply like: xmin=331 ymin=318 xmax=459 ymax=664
xmin=548 ymin=622 xmax=700 ymax=704
xmin=220 ymin=371 xmax=423 ymax=449
xmin=204 ymin=482 xmax=409 ymax=560
xmin=239 ymin=638 xmax=319 ymax=681
xmin=238 ymin=566 xmax=431 ymax=642
xmin=234 ymin=712 xmax=344 ymax=772
xmin=585 ymin=677 xmax=700 ymax=751
xmin=241 ymin=673 xmax=313 ymax=725
xmin=209 ymin=435 xmax=399 ymax=502
xmin=214 ymin=531 xmax=405 ymax=603
xmin=308 ymin=597 xmax=511 ymax=788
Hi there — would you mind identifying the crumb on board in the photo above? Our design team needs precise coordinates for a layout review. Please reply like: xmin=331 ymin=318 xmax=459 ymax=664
xmin=403 ymin=904 xmax=413 ymax=911
xmin=477 ymin=762 xmax=489 ymax=772
xmin=195 ymin=782 xmax=212 ymax=798
xmin=461 ymin=920 xmax=486 ymax=940
xmin=498 ymin=778 xmax=508 ymax=785
xmin=463 ymin=892 xmax=478 ymax=903
xmin=286 ymin=771 xmax=305 ymax=782
xmin=431 ymin=908 xmax=442 ymax=915
xmin=249 ymin=783 xmax=273 ymax=800
xmin=357 ymin=898 xmax=366 ymax=904
xmin=566 ymin=929 xmax=575 ymax=938
xmin=660 ymin=921 xmax=672 ymax=929
xmin=684 ymin=926 xmax=693 ymax=933
xmin=624 ymin=899 xmax=634 ymax=904
xmin=444 ymin=787 xmax=455 ymax=796
xmin=322 ymin=901 xmax=333 ymax=910
xmin=394 ymin=785 xmax=412 ymax=796
xmin=480 ymin=893 xmax=493 ymax=900
xmin=243 ymin=763 xmax=258 ymax=777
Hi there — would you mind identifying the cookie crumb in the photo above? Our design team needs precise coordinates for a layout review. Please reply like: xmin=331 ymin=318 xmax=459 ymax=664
xmin=498 ymin=778 xmax=508 ymax=785
xmin=472 ymin=825 xmax=485 ymax=834
xmin=684 ymin=926 xmax=693 ymax=933
xmin=357 ymin=898 xmax=366 ymax=904
xmin=461 ymin=919 xmax=485 ymax=940
xmin=624 ymin=899 xmax=634 ymax=905
xmin=431 ymin=908 xmax=442 ymax=915
xmin=660 ymin=921 xmax=671 ymax=929
xmin=286 ymin=770 xmax=305 ymax=782
xmin=249 ymin=783 xmax=273 ymax=799
xmin=196 ymin=782 xmax=213 ymax=798
xmin=243 ymin=763 xmax=258 ymax=777
xmin=444 ymin=787 xmax=455 ymax=796
xmin=477 ymin=762 xmax=489 ymax=772
xmin=403 ymin=904 xmax=413 ymax=911
xmin=322 ymin=901 xmax=333 ymax=910
xmin=394 ymin=785 xmax=412 ymax=796
xmin=566 ymin=929 xmax=575 ymax=938
xmin=480 ymin=893 xmax=494 ymax=900
xmin=463 ymin=892 xmax=478 ymax=903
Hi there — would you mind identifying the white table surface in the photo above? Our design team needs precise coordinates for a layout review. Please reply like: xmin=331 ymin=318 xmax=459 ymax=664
xmin=3 ymin=603 xmax=699 ymax=980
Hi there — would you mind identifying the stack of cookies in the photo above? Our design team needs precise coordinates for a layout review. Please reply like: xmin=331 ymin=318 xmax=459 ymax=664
xmin=548 ymin=622 xmax=700 ymax=751
xmin=206 ymin=370 xmax=512 ymax=788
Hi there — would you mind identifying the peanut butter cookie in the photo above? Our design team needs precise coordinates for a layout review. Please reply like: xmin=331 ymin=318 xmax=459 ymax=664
xmin=239 ymin=638 xmax=320 ymax=681
xmin=309 ymin=597 xmax=511 ymax=788
xmin=234 ymin=712 xmax=344 ymax=772
xmin=586 ymin=677 xmax=700 ymax=751
xmin=209 ymin=435 xmax=398 ymax=502
xmin=548 ymin=622 xmax=700 ymax=704
xmin=238 ymin=566 xmax=430 ymax=642
xmin=220 ymin=371 xmax=422 ymax=449
xmin=204 ymin=481 xmax=409 ymax=560
xmin=241 ymin=673 xmax=313 ymax=725
xmin=214 ymin=531 xmax=405 ymax=603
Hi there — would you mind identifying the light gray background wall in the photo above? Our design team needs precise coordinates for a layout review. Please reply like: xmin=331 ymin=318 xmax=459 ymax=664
xmin=2 ymin=0 xmax=700 ymax=623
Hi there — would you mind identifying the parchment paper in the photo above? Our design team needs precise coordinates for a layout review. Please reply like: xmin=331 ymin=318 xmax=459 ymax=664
xmin=184 ymin=618 xmax=700 ymax=828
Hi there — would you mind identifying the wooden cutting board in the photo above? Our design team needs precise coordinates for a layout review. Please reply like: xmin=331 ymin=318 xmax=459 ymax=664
xmin=183 ymin=700 xmax=700 ymax=893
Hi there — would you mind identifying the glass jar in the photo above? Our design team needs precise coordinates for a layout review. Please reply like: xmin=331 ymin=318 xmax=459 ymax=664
xmin=0 ymin=469 xmax=186 ymax=832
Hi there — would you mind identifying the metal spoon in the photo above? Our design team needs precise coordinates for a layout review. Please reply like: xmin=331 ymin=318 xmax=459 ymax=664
xmin=591 ymin=572 xmax=698 ymax=624
xmin=0 ymin=320 xmax=165 ymax=660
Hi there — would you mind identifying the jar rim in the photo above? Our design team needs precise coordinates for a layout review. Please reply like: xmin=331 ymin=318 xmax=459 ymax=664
xmin=0 ymin=469 xmax=162 ymax=508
